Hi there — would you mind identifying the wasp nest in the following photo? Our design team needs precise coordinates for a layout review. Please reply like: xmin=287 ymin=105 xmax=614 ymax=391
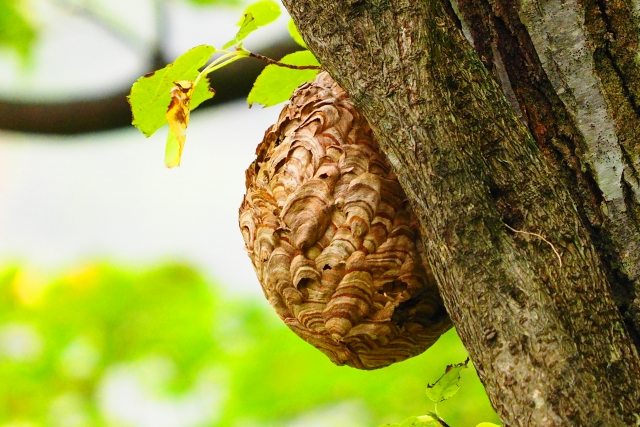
xmin=239 ymin=72 xmax=452 ymax=369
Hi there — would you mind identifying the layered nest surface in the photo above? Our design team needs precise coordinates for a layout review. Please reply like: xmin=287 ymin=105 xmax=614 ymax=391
xmin=239 ymin=72 xmax=452 ymax=369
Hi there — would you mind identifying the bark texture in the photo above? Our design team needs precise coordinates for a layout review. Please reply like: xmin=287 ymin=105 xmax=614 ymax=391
xmin=282 ymin=0 xmax=640 ymax=425
xmin=453 ymin=0 xmax=640 ymax=350
xmin=240 ymin=72 xmax=451 ymax=369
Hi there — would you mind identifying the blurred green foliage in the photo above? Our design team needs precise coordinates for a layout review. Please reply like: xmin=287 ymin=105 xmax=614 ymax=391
xmin=0 ymin=0 xmax=37 ymax=62
xmin=0 ymin=264 xmax=500 ymax=426
xmin=0 ymin=0 xmax=241 ymax=66
xmin=185 ymin=0 xmax=241 ymax=6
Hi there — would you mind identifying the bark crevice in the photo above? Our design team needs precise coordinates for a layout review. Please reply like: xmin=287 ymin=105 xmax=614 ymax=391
xmin=591 ymin=0 xmax=640 ymax=116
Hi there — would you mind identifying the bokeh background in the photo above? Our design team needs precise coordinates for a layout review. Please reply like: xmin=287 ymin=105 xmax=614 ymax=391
xmin=0 ymin=0 xmax=501 ymax=425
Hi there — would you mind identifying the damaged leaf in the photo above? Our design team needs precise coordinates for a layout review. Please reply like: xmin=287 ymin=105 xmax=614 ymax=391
xmin=223 ymin=0 xmax=281 ymax=48
xmin=165 ymin=80 xmax=198 ymax=168
xmin=426 ymin=358 xmax=470 ymax=403
xmin=129 ymin=44 xmax=216 ymax=137
xmin=223 ymin=13 xmax=258 ymax=49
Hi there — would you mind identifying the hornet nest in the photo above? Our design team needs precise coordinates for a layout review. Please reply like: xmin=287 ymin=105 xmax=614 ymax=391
xmin=239 ymin=72 xmax=452 ymax=369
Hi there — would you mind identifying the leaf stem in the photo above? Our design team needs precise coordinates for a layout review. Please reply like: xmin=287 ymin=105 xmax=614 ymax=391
xmin=249 ymin=52 xmax=322 ymax=70
xmin=195 ymin=51 xmax=248 ymax=86
xmin=202 ymin=55 xmax=244 ymax=77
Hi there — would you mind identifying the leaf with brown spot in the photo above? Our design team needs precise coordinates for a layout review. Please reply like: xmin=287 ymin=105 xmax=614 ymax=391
xmin=426 ymin=358 xmax=470 ymax=403
xmin=128 ymin=44 xmax=216 ymax=138
xmin=222 ymin=0 xmax=281 ymax=49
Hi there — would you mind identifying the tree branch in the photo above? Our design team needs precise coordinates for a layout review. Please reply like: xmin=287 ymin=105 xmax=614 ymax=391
xmin=248 ymin=52 xmax=321 ymax=70
xmin=0 ymin=38 xmax=300 ymax=135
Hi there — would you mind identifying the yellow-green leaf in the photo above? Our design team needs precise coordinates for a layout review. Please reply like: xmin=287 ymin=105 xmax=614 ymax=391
xmin=287 ymin=19 xmax=307 ymax=48
xmin=222 ymin=13 xmax=258 ymax=49
xmin=425 ymin=358 xmax=469 ymax=403
xmin=165 ymin=80 xmax=194 ymax=168
xmin=475 ymin=423 xmax=501 ymax=427
xmin=247 ymin=50 xmax=320 ymax=107
xmin=398 ymin=415 xmax=441 ymax=427
xmin=165 ymin=131 xmax=182 ymax=169
xmin=239 ymin=0 xmax=280 ymax=27
xmin=129 ymin=44 xmax=216 ymax=137
xmin=378 ymin=414 xmax=441 ymax=427
xmin=223 ymin=0 xmax=281 ymax=48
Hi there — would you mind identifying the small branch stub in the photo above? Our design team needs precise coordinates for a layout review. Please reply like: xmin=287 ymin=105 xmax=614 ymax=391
xmin=239 ymin=72 xmax=452 ymax=369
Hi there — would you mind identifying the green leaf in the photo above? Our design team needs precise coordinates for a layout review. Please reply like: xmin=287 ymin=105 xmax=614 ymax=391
xmin=287 ymin=19 xmax=307 ymax=48
xmin=380 ymin=415 xmax=440 ymax=427
xmin=475 ymin=423 xmax=501 ymax=427
xmin=223 ymin=0 xmax=281 ymax=48
xmin=223 ymin=13 xmax=258 ymax=49
xmin=129 ymin=44 xmax=216 ymax=137
xmin=399 ymin=415 xmax=441 ymax=427
xmin=239 ymin=0 xmax=280 ymax=27
xmin=191 ymin=73 xmax=216 ymax=108
xmin=425 ymin=358 xmax=469 ymax=403
xmin=247 ymin=50 xmax=320 ymax=107
xmin=424 ymin=410 xmax=439 ymax=420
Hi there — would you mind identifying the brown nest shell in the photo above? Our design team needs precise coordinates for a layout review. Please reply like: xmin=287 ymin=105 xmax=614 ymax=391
xmin=239 ymin=72 xmax=452 ymax=369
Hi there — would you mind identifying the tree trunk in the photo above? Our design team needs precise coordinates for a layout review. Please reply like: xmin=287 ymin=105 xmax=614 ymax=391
xmin=282 ymin=0 xmax=640 ymax=425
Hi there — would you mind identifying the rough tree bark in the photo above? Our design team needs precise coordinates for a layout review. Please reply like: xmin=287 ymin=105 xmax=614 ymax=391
xmin=282 ymin=0 xmax=640 ymax=425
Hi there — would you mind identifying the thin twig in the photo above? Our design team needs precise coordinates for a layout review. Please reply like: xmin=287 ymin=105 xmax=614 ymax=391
xmin=249 ymin=52 xmax=322 ymax=70
xmin=504 ymin=223 xmax=562 ymax=267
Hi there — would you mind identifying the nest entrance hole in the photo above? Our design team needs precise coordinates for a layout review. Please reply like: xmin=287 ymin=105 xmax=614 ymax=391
xmin=378 ymin=280 xmax=408 ymax=297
